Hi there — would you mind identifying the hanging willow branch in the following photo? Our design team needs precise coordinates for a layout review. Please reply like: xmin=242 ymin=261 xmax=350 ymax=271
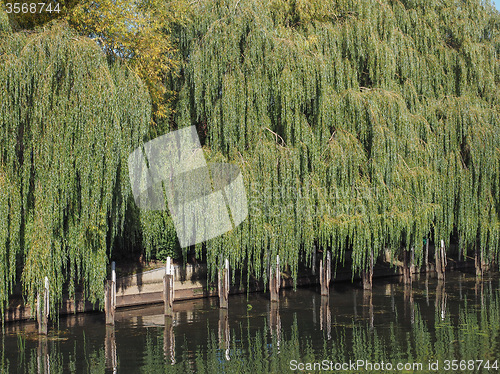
xmin=0 ymin=22 xmax=150 ymax=317
xmin=169 ymin=0 xmax=500 ymax=283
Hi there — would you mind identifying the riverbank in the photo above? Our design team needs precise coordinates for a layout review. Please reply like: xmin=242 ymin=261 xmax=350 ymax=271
xmin=3 ymin=250 xmax=478 ymax=323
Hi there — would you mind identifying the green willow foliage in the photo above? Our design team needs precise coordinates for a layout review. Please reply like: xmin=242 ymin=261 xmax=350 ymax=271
xmin=0 ymin=21 xmax=150 ymax=316
xmin=169 ymin=0 xmax=500 ymax=281
xmin=0 ymin=2 xmax=10 ymax=34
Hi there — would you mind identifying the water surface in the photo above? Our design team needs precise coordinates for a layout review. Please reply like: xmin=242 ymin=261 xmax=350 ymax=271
xmin=2 ymin=272 xmax=499 ymax=373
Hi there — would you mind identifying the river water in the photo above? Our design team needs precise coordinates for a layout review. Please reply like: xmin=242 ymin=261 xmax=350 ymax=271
xmin=1 ymin=272 xmax=499 ymax=373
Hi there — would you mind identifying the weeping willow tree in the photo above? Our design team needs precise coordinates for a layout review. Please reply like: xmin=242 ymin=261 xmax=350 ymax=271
xmin=161 ymin=0 xmax=500 ymax=283
xmin=0 ymin=20 xmax=150 ymax=317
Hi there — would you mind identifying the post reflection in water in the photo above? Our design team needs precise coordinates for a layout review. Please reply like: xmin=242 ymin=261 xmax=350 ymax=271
xmin=36 ymin=337 xmax=49 ymax=374
xmin=435 ymin=279 xmax=447 ymax=321
xmin=269 ymin=301 xmax=281 ymax=351
xmin=425 ymin=273 xmax=430 ymax=306
xmin=164 ymin=316 xmax=175 ymax=365
xmin=362 ymin=291 xmax=374 ymax=330
xmin=218 ymin=308 xmax=230 ymax=361
xmin=385 ymin=282 xmax=396 ymax=312
xmin=475 ymin=277 xmax=484 ymax=307
xmin=104 ymin=325 xmax=117 ymax=373
xmin=403 ymin=281 xmax=415 ymax=324
xmin=319 ymin=295 xmax=331 ymax=339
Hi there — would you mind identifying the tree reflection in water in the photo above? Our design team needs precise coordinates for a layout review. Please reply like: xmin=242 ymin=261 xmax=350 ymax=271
xmin=2 ymin=274 xmax=500 ymax=373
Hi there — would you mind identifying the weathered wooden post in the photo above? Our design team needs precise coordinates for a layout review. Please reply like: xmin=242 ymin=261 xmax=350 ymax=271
xmin=319 ymin=251 xmax=331 ymax=296
xmin=362 ymin=251 xmax=374 ymax=290
xmin=424 ymin=238 xmax=429 ymax=272
xmin=37 ymin=276 xmax=49 ymax=335
xmin=402 ymin=249 xmax=412 ymax=285
xmin=458 ymin=237 xmax=462 ymax=262
xmin=105 ymin=262 xmax=116 ymax=325
xmin=163 ymin=257 xmax=174 ymax=316
xmin=410 ymin=247 xmax=415 ymax=275
xmin=218 ymin=258 xmax=229 ymax=308
xmin=474 ymin=245 xmax=486 ymax=278
xmin=436 ymin=240 xmax=446 ymax=280
xmin=269 ymin=255 xmax=280 ymax=302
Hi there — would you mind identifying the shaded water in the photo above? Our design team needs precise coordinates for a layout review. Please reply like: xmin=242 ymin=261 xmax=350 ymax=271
xmin=2 ymin=272 xmax=500 ymax=373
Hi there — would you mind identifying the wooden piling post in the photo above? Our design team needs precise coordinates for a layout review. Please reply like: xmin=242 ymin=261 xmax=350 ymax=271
xmin=474 ymin=245 xmax=487 ymax=278
xmin=105 ymin=261 xmax=116 ymax=325
xmin=218 ymin=259 xmax=229 ymax=308
xmin=37 ymin=276 xmax=49 ymax=335
xmin=362 ymin=251 xmax=374 ymax=290
xmin=320 ymin=251 xmax=331 ymax=296
xmin=436 ymin=240 xmax=446 ymax=280
xmin=458 ymin=237 xmax=462 ymax=263
xmin=410 ymin=247 xmax=415 ymax=275
xmin=402 ymin=249 xmax=412 ymax=285
xmin=164 ymin=257 xmax=174 ymax=316
xmin=269 ymin=255 xmax=280 ymax=302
